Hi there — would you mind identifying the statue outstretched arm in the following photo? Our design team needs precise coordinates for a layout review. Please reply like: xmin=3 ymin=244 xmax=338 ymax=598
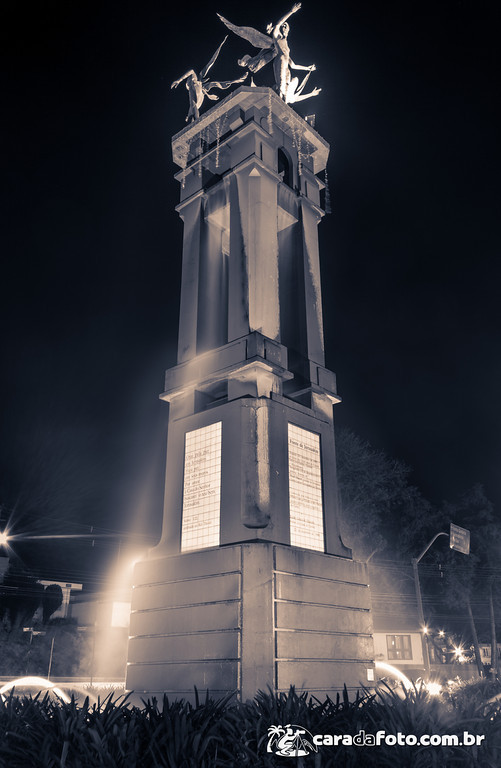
xmin=217 ymin=13 xmax=273 ymax=50
xmin=289 ymin=60 xmax=316 ymax=72
xmin=171 ymin=70 xmax=197 ymax=89
xmin=272 ymin=2 xmax=301 ymax=36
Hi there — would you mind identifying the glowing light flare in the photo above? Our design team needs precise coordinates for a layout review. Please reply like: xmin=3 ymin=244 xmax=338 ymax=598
xmin=0 ymin=530 xmax=9 ymax=546
xmin=424 ymin=681 xmax=442 ymax=696
xmin=107 ymin=548 xmax=148 ymax=595
xmin=374 ymin=661 xmax=413 ymax=690
xmin=453 ymin=646 xmax=467 ymax=662
xmin=422 ymin=626 xmax=429 ymax=634
xmin=111 ymin=601 xmax=132 ymax=628
xmin=0 ymin=677 xmax=72 ymax=703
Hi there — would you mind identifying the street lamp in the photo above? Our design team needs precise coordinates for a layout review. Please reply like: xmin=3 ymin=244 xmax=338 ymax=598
xmin=412 ymin=531 xmax=449 ymax=676
xmin=412 ymin=523 xmax=470 ymax=677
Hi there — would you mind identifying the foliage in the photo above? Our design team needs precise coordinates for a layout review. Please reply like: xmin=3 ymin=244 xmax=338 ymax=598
xmin=336 ymin=428 xmax=431 ymax=560
xmin=444 ymin=676 xmax=501 ymax=714
xmin=399 ymin=484 xmax=500 ymax=595
xmin=0 ymin=621 xmax=89 ymax=677
xmin=0 ymin=561 xmax=44 ymax=629
xmin=337 ymin=427 xmax=501 ymax=661
xmin=0 ymin=560 xmax=66 ymax=630
xmin=42 ymin=584 xmax=63 ymax=624
xmin=0 ymin=683 xmax=500 ymax=767
xmin=398 ymin=483 xmax=501 ymax=665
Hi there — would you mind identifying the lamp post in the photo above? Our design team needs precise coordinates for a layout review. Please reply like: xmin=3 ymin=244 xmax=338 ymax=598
xmin=411 ymin=531 xmax=449 ymax=676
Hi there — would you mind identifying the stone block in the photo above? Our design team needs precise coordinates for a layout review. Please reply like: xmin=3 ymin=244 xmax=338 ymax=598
xmin=128 ymin=631 xmax=239 ymax=663
xmin=131 ymin=572 xmax=240 ymax=612
xmin=276 ymin=631 xmax=373 ymax=661
xmin=126 ymin=660 xmax=238 ymax=695
xmin=275 ymin=547 xmax=368 ymax=585
xmin=277 ymin=660 xmax=369 ymax=691
xmin=276 ymin=601 xmax=372 ymax=635
xmin=275 ymin=572 xmax=370 ymax=610
xmin=129 ymin=601 xmax=240 ymax=637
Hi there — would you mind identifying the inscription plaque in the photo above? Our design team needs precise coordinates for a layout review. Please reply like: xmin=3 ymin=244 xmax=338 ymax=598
xmin=288 ymin=423 xmax=324 ymax=551
xmin=181 ymin=422 xmax=222 ymax=551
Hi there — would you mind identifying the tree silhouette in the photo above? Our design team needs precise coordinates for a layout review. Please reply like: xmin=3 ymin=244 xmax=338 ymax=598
xmin=42 ymin=584 xmax=63 ymax=623
xmin=0 ymin=561 xmax=43 ymax=629
xmin=336 ymin=428 xmax=430 ymax=560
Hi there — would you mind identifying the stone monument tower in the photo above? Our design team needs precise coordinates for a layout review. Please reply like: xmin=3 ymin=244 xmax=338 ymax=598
xmin=126 ymin=85 xmax=374 ymax=700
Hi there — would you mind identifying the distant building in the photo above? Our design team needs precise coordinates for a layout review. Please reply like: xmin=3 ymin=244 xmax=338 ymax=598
xmin=69 ymin=589 xmax=131 ymax=680
xmin=70 ymin=590 xmax=131 ymax=629
xmin=372 ymin=614 xmax=425 ymax=678
xmin=369 ymin=561 xmax=481 ymax=683
xmin=478 ymin=644 xmax=501 ymax=666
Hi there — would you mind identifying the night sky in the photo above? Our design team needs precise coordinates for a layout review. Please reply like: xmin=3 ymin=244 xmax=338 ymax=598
xmin=1 ymin=0 xmax=500 ymax=585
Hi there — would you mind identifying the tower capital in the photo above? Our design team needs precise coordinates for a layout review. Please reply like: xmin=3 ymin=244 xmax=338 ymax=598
xmin=172 ymin=86 xmax=329 ymax=181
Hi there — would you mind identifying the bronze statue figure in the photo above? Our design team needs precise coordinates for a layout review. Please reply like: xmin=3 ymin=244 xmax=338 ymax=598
xmin=171 ymin=37 xmax=248 ymax=122
xmin=217 ymin=3 xmax=321 ymax=104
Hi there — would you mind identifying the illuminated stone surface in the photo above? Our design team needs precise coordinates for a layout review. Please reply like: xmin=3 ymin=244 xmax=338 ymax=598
xmin=127 ymin=543 xmax=372 ymax=700
xmin=181 ymin=422 xmax=222 ymax=551
xmin=288 ymin=423 xmax=324 ymax=551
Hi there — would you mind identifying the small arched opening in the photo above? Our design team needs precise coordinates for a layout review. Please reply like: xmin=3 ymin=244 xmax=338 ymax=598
xmin=278 ymin=147 xmax=293 ymax=188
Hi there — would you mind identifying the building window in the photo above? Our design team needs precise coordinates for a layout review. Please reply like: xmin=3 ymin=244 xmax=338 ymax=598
xmin=288 ymin=423 xmax=324 ymax=551
xmin=181 ymin=422 xmax=222 ymax=551
xmin=386 ymin=634 xmax=412 ymax=661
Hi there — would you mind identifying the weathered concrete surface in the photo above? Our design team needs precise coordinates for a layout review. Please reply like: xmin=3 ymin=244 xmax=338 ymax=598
xmin=127 ymin=543 xmax=373 ymax=700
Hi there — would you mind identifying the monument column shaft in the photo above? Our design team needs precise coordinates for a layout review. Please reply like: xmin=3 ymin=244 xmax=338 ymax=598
xmin=126 ymin=87 xmax=374 ymax=701
xmin=300 ymin=202 xmax=326 ymax=367
xmin=197 ymin=205 xmax=229 ymax=352
xmin=177 ymin=162 xmax=282 ymax=362
xmin=231 ymin=165 xmax=280 ymax=342
xmin=177 ymin=196 xmax=203 ymax=363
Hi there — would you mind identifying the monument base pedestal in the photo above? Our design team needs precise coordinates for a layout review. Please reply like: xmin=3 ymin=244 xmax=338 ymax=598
xmin=126 ymin=542 xmax=374 ymax=701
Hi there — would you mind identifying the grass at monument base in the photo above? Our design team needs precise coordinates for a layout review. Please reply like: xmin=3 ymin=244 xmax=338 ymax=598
xmin=0 ymin=680 xmax=500 ymax=767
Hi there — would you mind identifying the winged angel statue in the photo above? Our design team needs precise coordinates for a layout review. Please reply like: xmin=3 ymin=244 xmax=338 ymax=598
xmin=217 ymin=3 xmax=321 ymax=104
xmin=171 ymin=37 xmax=248 ymax=122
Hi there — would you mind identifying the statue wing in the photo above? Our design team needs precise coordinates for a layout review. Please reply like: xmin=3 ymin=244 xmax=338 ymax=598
xmin=217 ymin=14 xmax=273 ymax=50
xmin=200 ymin=36 xmax=228 ymax=80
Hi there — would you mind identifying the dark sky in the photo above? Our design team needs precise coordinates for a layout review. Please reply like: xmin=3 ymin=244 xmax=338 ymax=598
xmin=1 ymin=0 xmax=500 ymax=583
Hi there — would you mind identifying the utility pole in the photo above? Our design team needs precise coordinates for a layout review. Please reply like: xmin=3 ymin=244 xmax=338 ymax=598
xmin=412 ymin=532 xmax=448 ymax=676
xmin=47 ymin=636 xmax=55 ymax=679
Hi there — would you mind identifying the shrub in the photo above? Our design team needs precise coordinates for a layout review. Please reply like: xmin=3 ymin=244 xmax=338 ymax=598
xmin=0 ymin=680 xmax=500 ymax=767
xmin=0 ymin=622 xmax=88 ymax=678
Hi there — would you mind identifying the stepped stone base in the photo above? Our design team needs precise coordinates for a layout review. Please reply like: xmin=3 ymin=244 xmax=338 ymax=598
xmin=126 ymin=542 xmax=374 ymax=701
